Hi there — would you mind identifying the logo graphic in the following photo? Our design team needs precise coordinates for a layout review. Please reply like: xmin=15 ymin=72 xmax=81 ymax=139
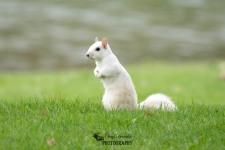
xmin=93 ymin=132 xmax=133 ymax=145
xmin=92 ymin=133 xmax=104 ymax=142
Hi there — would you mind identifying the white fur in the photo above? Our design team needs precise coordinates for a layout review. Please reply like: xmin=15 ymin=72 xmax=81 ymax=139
xmin=86 ymin=38 xmax=176 ymax=111
xmin=139 ymin=93 xmax=176 ymax=111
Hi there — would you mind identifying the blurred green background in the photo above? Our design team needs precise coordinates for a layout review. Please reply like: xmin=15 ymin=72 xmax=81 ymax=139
xmin=0 ymin=0 xmax=225 ymax=72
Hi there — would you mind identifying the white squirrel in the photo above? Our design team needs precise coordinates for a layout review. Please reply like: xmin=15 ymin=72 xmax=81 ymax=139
xmin=86 ymin=37 xmax=176 ymax=111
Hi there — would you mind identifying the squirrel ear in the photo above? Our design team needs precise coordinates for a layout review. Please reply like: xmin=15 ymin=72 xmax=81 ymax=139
xmin=102 ymin=37 xmax=107 ymax=49
xmin=95 ymin=37 xmax=99 ymax=42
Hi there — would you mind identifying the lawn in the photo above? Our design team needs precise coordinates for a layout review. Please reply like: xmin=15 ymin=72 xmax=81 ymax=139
xmin=0 ymin=62 xmax=224 ymax=149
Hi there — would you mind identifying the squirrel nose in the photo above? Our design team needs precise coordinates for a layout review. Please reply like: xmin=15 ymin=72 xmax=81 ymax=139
xmin=86 ymin=54 xmax=89 ymax=57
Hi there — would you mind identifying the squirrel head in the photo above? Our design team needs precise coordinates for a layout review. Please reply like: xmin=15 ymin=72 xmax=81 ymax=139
xmin=86 ymin=37 xmax=111 ymax=61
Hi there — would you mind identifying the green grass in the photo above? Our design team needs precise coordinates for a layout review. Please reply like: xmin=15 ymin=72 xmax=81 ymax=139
xmin=0 ymin=62 xmax=225 ymax=149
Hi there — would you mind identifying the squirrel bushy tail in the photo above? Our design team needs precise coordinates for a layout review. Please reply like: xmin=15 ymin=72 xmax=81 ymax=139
xmin=139 ymin=93 xmax=177 ymax=111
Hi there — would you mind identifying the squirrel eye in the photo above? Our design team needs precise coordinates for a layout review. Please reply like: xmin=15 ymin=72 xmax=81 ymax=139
xmin=95 ymin=47 xmax=100 ymax=51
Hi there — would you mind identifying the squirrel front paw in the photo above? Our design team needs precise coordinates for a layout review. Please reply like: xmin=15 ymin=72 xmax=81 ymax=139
xmin=94 ymin=69 xmax=101 ymax=78
xmin=94 ymin=69 xmax=105 ymax=78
